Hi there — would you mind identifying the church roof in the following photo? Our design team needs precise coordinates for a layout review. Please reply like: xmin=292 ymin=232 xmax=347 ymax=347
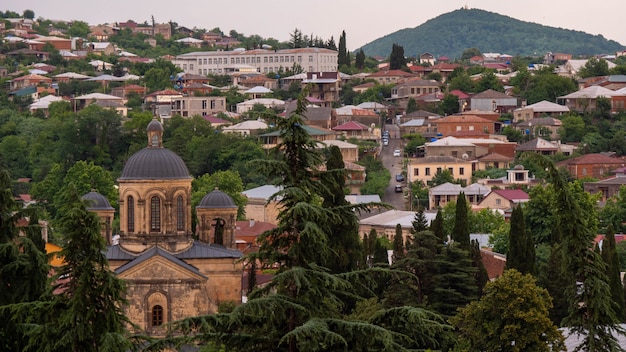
xmin=175 ymin=241 xmax=242 ymax=259
xmin=119 ymin=148 xmax=191 ymax=180
xmin=113 ymin=246 xmax=207 ymax=278
xmin=197 ymin=189 xmax=238 ymax=208
xmin=82 ymin=191 xmax=114 ymax=210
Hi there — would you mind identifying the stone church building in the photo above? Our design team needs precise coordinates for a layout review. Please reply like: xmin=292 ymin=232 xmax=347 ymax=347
xmin=86 ymin=119 xmax=243 ymax=335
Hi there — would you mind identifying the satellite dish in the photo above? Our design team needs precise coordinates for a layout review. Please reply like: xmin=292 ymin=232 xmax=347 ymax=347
xmin=462 ymin=153 xmax=469 ymax=160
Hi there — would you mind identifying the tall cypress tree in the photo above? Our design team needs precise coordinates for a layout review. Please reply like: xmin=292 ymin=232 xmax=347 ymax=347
xmin=470 ymin=239 xmax=489 ymax=295
xmin=338 ymin=30 xmax=348 ymax=67
xmin=392 ymin=223 xmax=404 ymax=263
xmin=389 ymin=43 xmax=406 ymax=70
xmin=506 ymin=204 xmax=535 ymax=275
xmin=602 ymin=224 xmax=625 ymax=321
xmin=355 ymin=49 xmax=366 ymax=70
xmin=320 ymin=145 xmax=363 ymax=273
xmin=430 ymin=209 xmax=446 ymax=243
xmin=452 ymin=193 xmax=470 ymax=249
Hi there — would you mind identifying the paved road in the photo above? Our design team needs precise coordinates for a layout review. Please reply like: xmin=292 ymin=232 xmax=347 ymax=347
xmin=380 ymin=123 xmax=408 ymax=211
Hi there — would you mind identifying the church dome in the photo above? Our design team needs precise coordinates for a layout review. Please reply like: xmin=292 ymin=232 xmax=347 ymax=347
xmin=119 ymin=148 xmax=191 ymax=180
xmin=119 ymin=118 xmax=191 ymax=180
xmin=82 ymin=191 xmax=114 ymax=210
xmin=147 ymin=118 xmax=164 ymax=132
xmin=197 ymin=189 xmax=237 ymax=209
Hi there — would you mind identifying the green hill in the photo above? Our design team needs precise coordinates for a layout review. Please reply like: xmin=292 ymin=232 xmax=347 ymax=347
xmin=359 ymin=8 xmax=625 ymax=60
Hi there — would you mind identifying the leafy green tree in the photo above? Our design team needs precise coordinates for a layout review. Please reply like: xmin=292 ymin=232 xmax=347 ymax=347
xmin=452 ymin=269 xmax=566 ymax=352
xmin=468 ymin=208 xmax=505 ymax=234
xmin=476 ymin=71 xmax=503 ymax=92
xmin=578 ymin=57 xmax=611 ymax=78
xmin=22 ymin=9 xmax=35 ymax=19
xmin=601 ymin=224 xmax=626 ymax=321
xmin=430 ymin=169 xmax=455 ymax=186
xmin=506 ymin=204 xmax=535 ymax=275
xmin=451 ymin=192 xmax=470 ymax=249
xmin=440 ymin=93 xmax=460 ymax=115
xmin=406 ymin=97 xmax=418 ymax=114
xmin=600 ymin=186 xmax=626 ymax=233
xmin=461 ymin=47 xmax=482 ymax=61
xmin=525 ymin=153 xmax=624 ymax=350
xmin=67 ymin=20 xmax=90 ymax=38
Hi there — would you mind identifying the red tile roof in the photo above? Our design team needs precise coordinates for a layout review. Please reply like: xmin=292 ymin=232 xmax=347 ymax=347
xmin=557 ymin=154 xmax=626 ymax=166
xmin=333 ymin=121 xmax=369 ymax=131
xmin=493 ymin=189 xmax=529 ymax=201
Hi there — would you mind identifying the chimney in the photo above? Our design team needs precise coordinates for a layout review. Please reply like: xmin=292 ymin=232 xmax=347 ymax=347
xmin=249 ymin=219 xmax=255 ymax=228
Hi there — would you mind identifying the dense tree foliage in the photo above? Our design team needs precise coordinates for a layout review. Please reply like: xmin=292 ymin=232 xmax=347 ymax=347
xmin=452 ymin=269 xmax=565 ymax=351
xmin=506 ymin=204 xmax=535 ymax=275
xmin=360 ymin=8 xmax=623 ymax=58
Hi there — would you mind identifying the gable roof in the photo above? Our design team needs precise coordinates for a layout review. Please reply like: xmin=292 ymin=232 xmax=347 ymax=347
xmin=516 ymin=137 xmax=559 ymax=151
xmin=559 ymin=85 xmax=623 ymax=99
xmin=426 ymin=136 xmax=476 ymax=147
xmin=113 ymin=246 xmax=206 ymax=278
xmin=491 ymin=189 xmax=529 ymax=201
xmin=518 ymin=100 xmax=570 ymax=113
xmin=332 ymin=121 xmax=369 ymax=131
xmin=471 ymin=89 xmax=512 ymax=100
xmin=557 ymin=153 xmax=626 ymax=166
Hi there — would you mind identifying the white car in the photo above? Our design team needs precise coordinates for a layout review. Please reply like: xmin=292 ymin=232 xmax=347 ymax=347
xmin=393 ymin=149 xmax=401 ymax=157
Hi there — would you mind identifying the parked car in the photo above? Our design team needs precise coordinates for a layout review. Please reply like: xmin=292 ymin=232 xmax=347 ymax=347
xmin=395 ymin=174 xmax=404 ymax=182
xmin=393 ymin=149 xmax=401 ymax=157
xmin=395 ymin=184 xmax=403 ymax=193
xmin=383 ymin=138 xmax=389 ymax=146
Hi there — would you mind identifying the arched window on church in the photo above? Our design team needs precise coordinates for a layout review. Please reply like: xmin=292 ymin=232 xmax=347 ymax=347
xmin=176 ymin=195 xmax=184 ymax=231
xmin=150 ymin=196 xmax=161 ymax=232
xmin=127 ymin=196 xmax=135 ymax=233
xmin=152 ymin=305 xmax=163 ymax=326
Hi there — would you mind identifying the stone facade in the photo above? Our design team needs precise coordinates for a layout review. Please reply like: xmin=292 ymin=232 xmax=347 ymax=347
xmin=104 ymin=119 xmax=243 ymax=335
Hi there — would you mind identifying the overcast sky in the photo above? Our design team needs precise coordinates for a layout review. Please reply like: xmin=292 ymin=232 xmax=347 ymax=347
xmin=4 ymin=0 xmax=625 ymax=51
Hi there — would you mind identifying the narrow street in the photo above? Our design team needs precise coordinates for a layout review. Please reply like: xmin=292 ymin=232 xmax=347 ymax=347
xmin=379 ymin=123 xmax=408 ymax=211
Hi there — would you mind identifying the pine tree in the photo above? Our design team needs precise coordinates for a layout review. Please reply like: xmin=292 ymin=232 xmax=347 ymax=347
xmin=506 ymin=204 xmax=535 ymax=275
xmin=411 ymin=207 xmax=429 ymax=236
xmin=602 ymin=224 xmax=625 ymax=321
xmin=0 ymin=168 xmax=49 ymax=352
xmin=6 ymin=184 xmax=134 ymax=352
xmin=452 ymin=193 xmax=470 ymax=249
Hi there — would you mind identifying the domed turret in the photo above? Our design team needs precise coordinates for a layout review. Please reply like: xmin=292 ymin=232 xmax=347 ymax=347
xmin=198 ymin=188 xmax=238 ymax=209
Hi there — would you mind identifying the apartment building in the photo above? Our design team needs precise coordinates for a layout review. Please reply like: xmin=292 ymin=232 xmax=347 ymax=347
xmin=172 ymin=48 xmax=338 ymax=76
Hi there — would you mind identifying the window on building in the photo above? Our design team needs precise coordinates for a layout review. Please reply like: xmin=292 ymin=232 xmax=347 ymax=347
xmin=469 ymin=125 xmax=475 ymax=131
xmin=190 ymin=64 xmax=194 ymax=71
xmin=298 ymin=56 xmax=302 ymax=62
xmin=264 ymin=57 xmax=268 ymax=63
xmin=208 ymin=58 xmax=212 ymax=64
xmin=309 ymin=55 xmax=313 ymax=62
xmin=496 ymin=199 xmax=501 ymax=206
xmin=437 ymin=167 xmax=442 ymax=174
xmin=198 ymin=69 xmax=202 ymax=75
xmin=152 ymin=305 xmax=163 ymax=326
xmin=150 ymin=196 xmax=160 ymax=232
xmin=176 ymin=195 xmax=184 ymax=231
xmin=414 ymin=168 xmax=419 ymax=176
xmin=269 ymin=57 xmax=273 ymax=63
xmin=127 ymin=196 xmax=134 ymax=233
xmin=202 ymin=100 xmax=207 ymax=109
xmin=197 ymin=59 xmax=201 ymax=65
xmin=459 ymin=167 xmax=465 ymax=175
xmin=211 ymin=100 xmax=216 ymax=109
xmin=183 ymin=64 xmax=187 ymax=70
xmin=425 ymin=167 xmax=430 ymax=176
xmin=448 ymin=167 xmax=453 ymax=175
xmin=203 ymin=58 xmax=207 ymax=65
xmin=456 ymin=126 xmax=462 ymax=131
xmin=236 ymin=58 xmax=240 ymax=64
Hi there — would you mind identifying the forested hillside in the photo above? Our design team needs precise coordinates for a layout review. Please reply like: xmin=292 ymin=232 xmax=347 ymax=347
xmin=359 ymin=8 xmax=625 ymax=59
